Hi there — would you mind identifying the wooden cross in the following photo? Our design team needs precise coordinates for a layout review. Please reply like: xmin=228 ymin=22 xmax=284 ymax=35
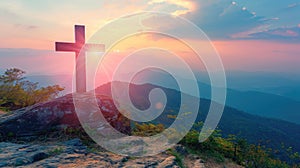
xmin=55 ymin=25 xmax=105 ymax=93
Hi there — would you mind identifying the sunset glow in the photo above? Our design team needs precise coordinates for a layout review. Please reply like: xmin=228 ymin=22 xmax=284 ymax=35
xmin=0 ymin=0 xmax=299 ymax=84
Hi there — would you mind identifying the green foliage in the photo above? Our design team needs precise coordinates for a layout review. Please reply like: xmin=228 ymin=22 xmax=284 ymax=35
xmin=167 ymin=114 xmax=177 ymax=119
xmin=132 ymin=123 xmax=165 ymax=136
xmin=180 ymin=123 xmax=300 ymax=168
xmin=167 ymin=149 xmax=185 ymax=168
xmin=131 ymin=121 xmax=299 ymax=167
xmin=7 ymin=132 xmax=14 ymax=137
xmin=0 ymin=68 xmax=64 ymax=110
xmin=0 ymin=68 xmax=25 ymax=84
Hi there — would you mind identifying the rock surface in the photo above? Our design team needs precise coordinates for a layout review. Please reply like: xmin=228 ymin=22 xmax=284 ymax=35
xmin=0 ymin=93 xmax=131 ymax=140
xmin=0 ymin=138 xmax=244 ymax=168
xmin=0 ymin=138 xmax=180 ymax=168
xmin=0 ymin=110 xmax=5 ymax=115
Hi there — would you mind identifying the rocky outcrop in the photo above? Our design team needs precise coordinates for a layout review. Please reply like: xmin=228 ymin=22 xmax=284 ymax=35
xmin=0 ymin=93 xmax=131 ymax=140
xmin=0 ymin=138 xmax=180 ymax=168
xmin=0 ymin=85 xmax=244 ymax=167
xmin=0 ymin=139 xmax=245 ymax=168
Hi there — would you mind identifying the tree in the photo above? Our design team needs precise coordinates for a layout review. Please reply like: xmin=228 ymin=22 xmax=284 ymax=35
xmin=0 ymin=68 xmax=64 ymax=111
xmin=0 ymin=68 xmax=25 ymax=84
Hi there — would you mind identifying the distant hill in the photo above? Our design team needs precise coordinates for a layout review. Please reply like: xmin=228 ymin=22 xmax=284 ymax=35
xmin=225 ymin=89 xmax=300 ymax=124
xmin=143 ymin=70 xmax=300 ymax=101
xmin=198 ymin=71 xmax=300 ymax=102
xmin=127 ymin=69 xmax=300 ymax=124
xmin=95 ymin=82 xmax=300 ymax=160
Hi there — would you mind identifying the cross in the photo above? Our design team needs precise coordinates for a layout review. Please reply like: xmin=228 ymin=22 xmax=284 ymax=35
xmin=55 ymin=25 xmax=105 ymax=93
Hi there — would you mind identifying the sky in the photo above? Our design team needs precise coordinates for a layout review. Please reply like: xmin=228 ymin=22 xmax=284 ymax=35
xmin=0 ymin=0 xmax=300 ymax=78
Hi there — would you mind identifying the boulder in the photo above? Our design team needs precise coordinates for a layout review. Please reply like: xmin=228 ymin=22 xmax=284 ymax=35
xmin=0 ymin=93 xmax=131 ymax=140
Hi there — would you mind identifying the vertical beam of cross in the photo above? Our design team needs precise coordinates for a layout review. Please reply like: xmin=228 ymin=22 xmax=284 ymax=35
xmin=55 ymin=25 xmax=105 ymax=93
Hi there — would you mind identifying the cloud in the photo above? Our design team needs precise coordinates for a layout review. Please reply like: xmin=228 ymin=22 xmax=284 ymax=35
xmin=184 ymin=0 xmax=268 ymax=39
xmin=146 ymin=0 xmax=266 ymax=40
xmin=14 ymin=24 xmax=38 ymax=30
xmin=287 ymin=2 xmax=300 ymax=8
xmin=247 ymin=26 xmax=300 ymax=42
xmin=1 ymin=0 xmax=300 ymax=44
xmin=0 ymin=0 xmax=150 ymax=49
xmin=148 ymin=0 xmax=196 ymax=16
xmin=146 ymin=0 xmax=300 ymax=41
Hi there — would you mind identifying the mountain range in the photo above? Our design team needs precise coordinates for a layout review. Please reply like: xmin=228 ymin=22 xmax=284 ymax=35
xmin=95 ymin=81 xmax=300 ymax=161
xmin=127 ymin=69 xmax=300 ymax=124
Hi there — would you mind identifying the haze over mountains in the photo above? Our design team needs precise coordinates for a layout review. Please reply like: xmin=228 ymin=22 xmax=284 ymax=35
xmin=201 ymin=71 xmax=300 ymax=102
xmin=25 ymin=70 xmax=300 ymax=124
xmin=122 ymin=69 xmax=300 ymax=124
